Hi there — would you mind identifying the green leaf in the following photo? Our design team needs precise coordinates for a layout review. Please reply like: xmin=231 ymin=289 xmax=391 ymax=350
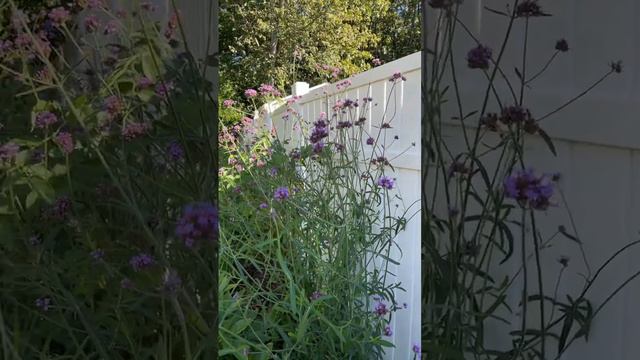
xmin=30 ymin=179 xmax=55 ymax=203
xmin=25 ymin=191 xmax=38 ymax=208
xmin=51 ymin=164 xmax=68 ymax=176
xmin=230 ymin=318 xmax=252 ymax=334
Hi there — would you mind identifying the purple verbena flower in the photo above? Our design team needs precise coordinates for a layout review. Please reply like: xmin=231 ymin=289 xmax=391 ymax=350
xmin=467 ymin=44 xmax=492 ymax=69
xmin=244 ymin=88 xmax=258 ymax=98
xmin=383 ymin=325 xmax=393 ymax=336
xmin=167 ymin=141 xmax=185 ymax=161
xmin=366 ymin=137 xmax=375 ymax=145
xmin=258 ymin=83 xmax=281 ymax=97
xmin=374 ymin=301 xmax=388 ymax=316
xmin=136 ymin=76 xmax=154 ymax=89
xmin=35 ymin=111 xmax=58 ymax=128
xmin=0 ymin=142 xmax=20 ymax=162
xmin=310 ymin=291 xmax=324 ymax=301
xmin=290 ymin=148 xmax=301 ymax=160
xmin=120 ymin=277 xmax=134 ymax=289
xmin=35 ymin=297 xmax=52 ymax=311
xmin=165 ymin=11 xmax=180 ymax=39
xmin=555 ymin=39 xmax=569 ymax=52
xmin=54 ymin=131 xmax=74 ymax=155
xmin=141 ymin=1 xmax=156 ymax=11
xmin=412 ymin=344 xmax=421 ymax=354
xmin=48 ymin=196 xmax=72 ymax=220
xmin=129 ymin=252 xmax=155 ymax=272
xmin=90 ymin=248 xmax=105 ymax=261
xmin=84 ymin=15 xmax=100 ymax=33
xmin=155 ymin=81 xmax=174 ymax=99
xmin=312 ymin=141 xmax=325 ymax=154
xmin=103 ymin=20 xmax=118 ymax=35
xmin=259 ymin=202 xmax=268 ymax=210
xmin=48 ymin=7 xmax=70 ymax=25
xmin=104 ymin=95 xmax=123 ymax=117
xmin=87 ymin=0 xmax=106 ymax=9
xmin=273 ymin=187 xmax=289 ymax=201
xmin=377 ymin=176 xmax=395 ymax=190
xmin=516 ymin=0 xmax=549 ymax=18
xmin=309 ymin=119 xmax=329 ymax=144
xmin=503 ymin=168 xmax=555 ymax=210
xmin=122 ymin=122 xmax=150 ymax=141
xmin=389 ymin=71 xmax=406 ymax=82
xmin=175 ymin=202 xmax=219 ymax=247
xmin=500 ymin=105 xmax=530 ymax=125
xmin=223 ymin=99 xmax=235 ymax=108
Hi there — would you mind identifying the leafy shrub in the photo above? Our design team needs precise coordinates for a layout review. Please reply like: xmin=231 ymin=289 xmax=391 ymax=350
xmin=218 ymin=77 xmax=415 ymax=358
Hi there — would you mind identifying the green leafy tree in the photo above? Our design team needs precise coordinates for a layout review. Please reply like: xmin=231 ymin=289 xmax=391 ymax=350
xmin=219 ymin=0 xmax=390 ymax=100
xmin=370 ymin=0 xmax=422 ymax=63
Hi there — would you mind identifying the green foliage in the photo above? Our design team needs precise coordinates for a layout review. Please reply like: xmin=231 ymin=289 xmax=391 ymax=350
xmin=221 ymin=0 xmax=384 ymax=98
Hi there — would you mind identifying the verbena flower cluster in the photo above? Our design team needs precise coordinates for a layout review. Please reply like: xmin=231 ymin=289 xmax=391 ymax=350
xmin=175 ymin=202 xmax=219 ymax=247
xmin=503 ymin=168 xmax=556 ymax=210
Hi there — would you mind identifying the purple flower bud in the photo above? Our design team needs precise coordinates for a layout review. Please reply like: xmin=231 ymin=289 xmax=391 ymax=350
xmin=555 ymin=39 xmax=569 ymax=52
xmin=35 ymin=297 xmax=52 ymax=311
xmin=167 ymin=141 xmax=185 ymax=161
xmin=90 ymin=249 xmax=105 ymax=261
xmin=120 ymin=278 xmax=134 ymax=289
xmin=129 ymin=253 xmax=154 ymax=272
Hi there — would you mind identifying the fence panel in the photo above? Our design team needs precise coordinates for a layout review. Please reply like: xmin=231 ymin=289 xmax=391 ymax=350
xmin=428 ymin=2 xmax=640 ymax=358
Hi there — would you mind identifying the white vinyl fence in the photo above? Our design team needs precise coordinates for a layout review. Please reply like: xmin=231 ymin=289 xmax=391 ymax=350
xmin=427 ymin=1 xmax=640 ymax=359
xmin=262 ymin=53 xmax=422 ymax=360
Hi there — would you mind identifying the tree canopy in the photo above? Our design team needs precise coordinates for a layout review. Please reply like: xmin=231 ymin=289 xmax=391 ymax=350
xmin=219 ymin=0 xmax=421 ymax=102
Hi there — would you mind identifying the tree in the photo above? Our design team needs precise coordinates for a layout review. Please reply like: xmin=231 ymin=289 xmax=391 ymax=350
xmin=370 ymin=0 xmax=422 ymax=64
xmin=219 ymin=0 xmax=390 ymax=100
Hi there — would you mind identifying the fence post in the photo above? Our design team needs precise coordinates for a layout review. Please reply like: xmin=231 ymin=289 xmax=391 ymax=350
xmin=288 ymin=82 xmax=310 ymax=145
xmin=292 ymin=81 xmax=310 ymax=97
